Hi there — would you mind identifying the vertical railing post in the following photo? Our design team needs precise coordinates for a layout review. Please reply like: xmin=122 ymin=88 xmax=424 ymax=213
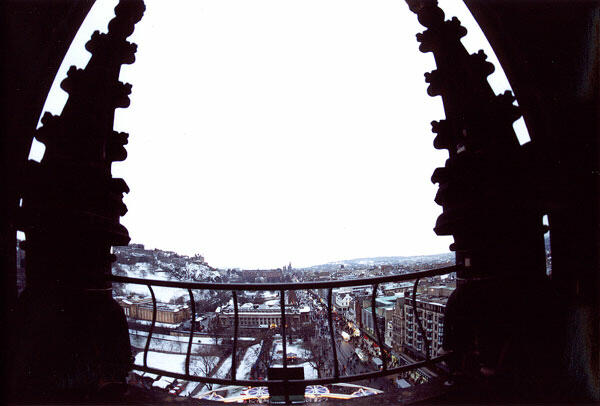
xmin=185 ymin=288 xmax=196 ymax=376
xmin=232 ymin=290 xmax=239 ymax=381
xmin=143 ymin=284 xmax=157 ymax=369
xmin=412 ymin=278 xmax=430 ymax=360
xmin=279 ymin=289 xmax=289 ymax=404
xmin=371 ymin=283 xmax=387 ymax=370
xmin=327 ymin=287 xmax=340 ymax=378
xmin=280 ymin=289 xmax=287 ymax=369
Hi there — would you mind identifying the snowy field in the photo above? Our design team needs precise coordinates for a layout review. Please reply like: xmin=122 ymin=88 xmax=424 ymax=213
xmin=130 ymin=331 xmax=221 ymax=344
xmin=129 ymin=331 xmax=221 ymax=353
xmin=135 ymin=351 xmax=187 ymax=373
xmin=129 ymin=330 xmax=257 ymax=353
xmin=134 ymin=351 xmax=219 ymax=375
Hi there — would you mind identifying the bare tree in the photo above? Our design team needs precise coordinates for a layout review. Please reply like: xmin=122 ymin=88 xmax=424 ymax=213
xmin=299 ymin=322 xmax=328 ymax=378
xmin=190 ymin=349 xmax=219 ymax=391
xmin=302 ymin=344 xmax=327 ymax=378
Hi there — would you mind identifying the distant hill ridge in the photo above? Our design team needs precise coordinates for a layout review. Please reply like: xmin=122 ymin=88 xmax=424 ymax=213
xmin=302 ymin=252 xmax=454 ymax=271
xmin=112 ymin=244 xmax=221 ymax=282
xmin=111 ymin=244 xmax=224 ymax=303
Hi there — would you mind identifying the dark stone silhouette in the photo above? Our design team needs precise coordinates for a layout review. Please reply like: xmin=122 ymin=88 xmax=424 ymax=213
xmin=407 ymin=0 xmax=598 ymax=402
xmin=9 ymin=0 xmax=145 ymax=401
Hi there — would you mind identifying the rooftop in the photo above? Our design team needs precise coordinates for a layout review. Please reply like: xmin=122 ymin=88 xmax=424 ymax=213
xmin=220 ymin=302 xmax=310 ymax=315
xmin=137 ymin=303 xmax=189 ymax=312
xmin=410 ymin=294 xmax=449 ymax=306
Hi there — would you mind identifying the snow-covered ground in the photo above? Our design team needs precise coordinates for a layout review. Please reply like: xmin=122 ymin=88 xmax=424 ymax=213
xmin=134 ymin=351 xmax=220 ymax=375
xmin=180 ymin=355 xmax=221 ymax=395
xmin=174 ymin=342 xmax=263 ymax=397
xmin=130 ymin=334 xmax=215 ymax=353
xmin=179 ymin=381 xmax=200 ymax=396
xmin=189 ymin=356 xmax=220 ymax=376
xmin=113 ymin=261 xmax=217 ymax=303
xmin=269 ymin=339 xmax=316 ymax=378
xmin=153 ymin=375 xmax=175 ymax=389
xmin=236 ymin=343 xmax=262 ymax=379
xmin=113 ymin=264 xmax=183 ymax=302
xmin=130 ymin=334 xmax=182 ymax=353
xmin=129 ymin=319 xmax=183 ymax=328
xmin=263 ymin=291 xmax=278 ymax=299
xmin=118 ymin=284 xmax=185 ymax=303
xmin=137 ymin=371 xmax=158 ymax=380
xmin=129 ymin=330 xmax=257 ymax=353
xmin=135 ymin=351 xmax=186 ymax=373
xmin=200 ymin=355 xmax=235 ymax=393
xmin=130 ymin=330 xmax=221 ymax=344
xmin=214 ymin=356 xmax=232 ymax=380
xmin=133 ymin=350 xmax=225 ymax=395
xmin=272 ymin=339 xmax=304 ymax=358
xmin=300 ymin=362 xmax=318 ymax=379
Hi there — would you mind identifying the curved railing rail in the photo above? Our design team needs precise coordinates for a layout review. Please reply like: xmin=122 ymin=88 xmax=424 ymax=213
xmin=110 ymin=264 xmax=458 ymax=387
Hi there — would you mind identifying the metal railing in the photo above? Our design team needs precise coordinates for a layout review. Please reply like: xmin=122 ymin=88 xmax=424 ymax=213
xmin=110 ymin=264 xmax=458 ymax=387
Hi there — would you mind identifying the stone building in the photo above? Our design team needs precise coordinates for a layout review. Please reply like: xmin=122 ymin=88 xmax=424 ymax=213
xmin=403 ymin=294 xmax=448 ymax=359
xmin=217 ymin=302 xmax=310 ymax=330
xmin=117 ymin=297 xmax=190 ymax=325
xmin=382 ymin=282 xmax=414 ymax=297
xmin=391 ymin=296 xmax=406 ymax=354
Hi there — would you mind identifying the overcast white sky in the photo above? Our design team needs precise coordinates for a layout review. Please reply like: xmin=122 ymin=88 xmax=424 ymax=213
xmin=31 ymin=0 xmax=528 ymax=269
